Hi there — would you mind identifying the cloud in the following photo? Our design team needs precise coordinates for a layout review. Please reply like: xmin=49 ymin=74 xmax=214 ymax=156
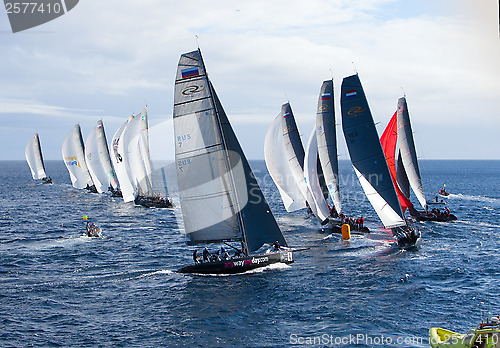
xmin=1 ymin=0 xmax=499 ymax=160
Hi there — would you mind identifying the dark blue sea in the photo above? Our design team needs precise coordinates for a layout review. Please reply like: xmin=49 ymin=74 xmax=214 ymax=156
xmin=1 ymin=159 xmax=499 ymax=347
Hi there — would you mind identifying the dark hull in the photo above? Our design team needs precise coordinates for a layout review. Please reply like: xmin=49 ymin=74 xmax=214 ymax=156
xmin=438 ymin=190 xmax=450 ymax=197
xmin=135 ymin=196 xmax=173 ymax=208
xmin=327 ymin=221 xmax=370 ymax=234
xmin=409 ymin=207 xmax=456 ymax=222
xmin=413 ymin=213 xmax=457 ymax=222
xmin=177 ymin=250 xmax=294 ymax=274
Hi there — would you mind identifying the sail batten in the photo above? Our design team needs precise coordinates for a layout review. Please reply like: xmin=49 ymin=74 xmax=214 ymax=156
xmin=174 ymin=49 xmax=287 ymax=252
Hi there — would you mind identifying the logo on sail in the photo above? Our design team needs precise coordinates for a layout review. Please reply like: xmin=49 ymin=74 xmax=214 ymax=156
xmin=182 ymin=84 xmax=204 ymax=95
xmin=4 ymin=0 xmax=80 ymax=33
xmin=347 ymin=106 xmax=365 ymax=116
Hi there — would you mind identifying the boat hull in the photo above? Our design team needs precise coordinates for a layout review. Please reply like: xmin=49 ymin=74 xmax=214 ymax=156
xmin=135 ymin=196 xmax=173 ymax=208
xmin=429 ymin=328 xmax=465 ymax=348
xmin=177 ymin=250 xmax=294 ymax=274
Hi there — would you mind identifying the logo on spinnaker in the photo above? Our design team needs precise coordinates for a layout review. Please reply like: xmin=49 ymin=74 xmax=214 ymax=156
xmin=4 ymin=0 xmax=79 ymax=33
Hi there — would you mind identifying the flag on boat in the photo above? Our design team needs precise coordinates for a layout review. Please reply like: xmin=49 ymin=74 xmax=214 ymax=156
xmin=283 ymin=113 xmax=291 ymax=118
xmin=345 ymin=90 xmax=357 ymax=98
xmin=321 ymin=93 xmax=331 ymax=100
xmin=181 ymin=67 xmax=200 ymax=79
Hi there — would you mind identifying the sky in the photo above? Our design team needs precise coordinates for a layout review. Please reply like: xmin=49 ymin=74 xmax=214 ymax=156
xmin=1 ymin=0 xmax=499 ymax=161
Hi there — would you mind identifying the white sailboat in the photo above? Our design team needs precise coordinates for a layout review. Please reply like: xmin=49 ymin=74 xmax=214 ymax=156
xmin=85 ymin=120 xmax=120 ymax=194
xmin=111 ymin=116 xmax=137 ymax=202
xmin=25 ymin=132 xmax=52 ymax=184
xmin=62 ymin=124 xmax=96 ymax=192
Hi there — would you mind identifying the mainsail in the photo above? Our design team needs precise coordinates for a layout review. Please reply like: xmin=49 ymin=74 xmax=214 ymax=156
xmin=397 ymin=97 xmax=427 ymax=210
xmin=279 ymin=103 xmax=310 ymax=203
xmin=173 ymin=49 xmax=287 ymax=253
xmin=85 ymin=120 xmax=119 ymax=193
xmin=316 ymin=79 xmax=342 ymax=214
xmin=304 ymin=128 xmax=330 ymax=223
xmin=340 ymin=75 xmax=405 ymax=229
xmin=264 ymin=114 xmax=307 ymax=212
xmin=122 ymin=113 xmax=153 ymax=197
xmin=62 ymin=124 xmax=94 ymax=190
xmin=85 ymin=125 xmax=106 ymax=193
xmin=380 ymin=112 xmax=413 ymax=212
xmin=112 ymin=117 xmax=137 ymax=202
xmin=25 ymin=133 xmax=48 ymax=180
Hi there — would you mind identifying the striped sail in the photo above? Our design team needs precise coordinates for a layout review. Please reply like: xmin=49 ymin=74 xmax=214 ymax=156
xmin=340 ymin=75 xmax=405 ymax=229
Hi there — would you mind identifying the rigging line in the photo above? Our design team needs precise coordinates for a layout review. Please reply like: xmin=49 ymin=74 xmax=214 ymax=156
xmin=351 ymin=62 xmax=358 ymax=74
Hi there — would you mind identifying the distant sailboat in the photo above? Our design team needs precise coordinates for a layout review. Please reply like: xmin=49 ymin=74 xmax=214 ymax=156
xmin=85 ymin=120 xmax=120 ymax=195
xmin=124 ymin=107 xmax=172 ymax=208
xmin=25 ymin=133 xmax=52 ymax=184
xmin=174 ymin=49 xmax=294 ymax=274
xmin=62 ymin=124 xmax=96 ymax=192
xmin=340 ymin=74 xmax=420 ymax=249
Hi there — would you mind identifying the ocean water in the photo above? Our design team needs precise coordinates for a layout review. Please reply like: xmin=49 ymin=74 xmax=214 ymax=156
xmin=1 ymin=159 xmax=499 ymax=347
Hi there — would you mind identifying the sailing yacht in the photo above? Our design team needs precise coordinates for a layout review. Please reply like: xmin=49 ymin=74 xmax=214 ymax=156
xmin=62 ymin=124 xmax=97 ymax=192
xmin=25 ymin=133 xmax=52 ymax=184
xmin=340 ymin=74 xmax=421 ymax=249
xmin=173 ymin=49 xmax=294 ymax=274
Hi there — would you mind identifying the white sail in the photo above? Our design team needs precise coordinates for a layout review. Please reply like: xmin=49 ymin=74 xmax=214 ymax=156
xmin=111 ymin=117 xmax=137 ymax=202
xmin=304 ymin=128 xmax=331 ymax=223
xmin=138 ymin=107 xmax=154 ymax=194
xmin=25 ymin=133 xmax=47 ymax=180
xmin=85 ymin=126 xmax=106 ymax=193
xmin=95 ymin=120 xmax=119 ymax=192
xmin=62 ymin=124 xmax=94 ymax=189
xmin=397 ymin=97 xmax=427 ymax=210
xmin=264 ymin=114 xmax=307 ymax=212
xmin=122 ymin=114 xmax=153 ymax=197
xmin=353 ymin=166 xmax=405 ymax=228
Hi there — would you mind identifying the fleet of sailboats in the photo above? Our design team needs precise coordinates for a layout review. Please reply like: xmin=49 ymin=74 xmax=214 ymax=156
xmin=25 ymin=49 xmax=462 ymax=273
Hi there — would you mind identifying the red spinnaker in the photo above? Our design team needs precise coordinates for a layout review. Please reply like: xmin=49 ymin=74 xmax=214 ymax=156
xmin=380 ymin=112 xmax=413 ymax=212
